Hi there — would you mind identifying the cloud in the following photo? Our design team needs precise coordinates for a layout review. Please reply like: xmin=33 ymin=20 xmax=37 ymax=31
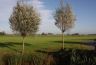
xmin=29 ymin=0 xmax=53 ymax=19
xmin=0 ymin=0 xmax=16 ymax=20
xmin=0 ymin=0 xmax=59 ymax=34
xmin=0 ymin=0 xmax=17 ymax=33
xmin=0 ymin=27 xmax=3 ymax=32
xmin=30 ymin=0 xmax=58 ymax=33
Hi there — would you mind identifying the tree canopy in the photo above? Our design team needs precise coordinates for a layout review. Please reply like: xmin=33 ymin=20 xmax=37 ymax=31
xmin=54 ymin=3 xmax=75 ymax=33
xmin=9 ymin=2 xmax=40 ymax=37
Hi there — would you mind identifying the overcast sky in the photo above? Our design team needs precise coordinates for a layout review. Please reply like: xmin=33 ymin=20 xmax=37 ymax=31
xmin=0 ymin=0 xmax=96 ymax=34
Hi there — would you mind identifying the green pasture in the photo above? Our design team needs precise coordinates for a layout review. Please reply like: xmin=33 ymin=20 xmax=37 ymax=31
xmin=0 ymin=35 xmax=96 ymax=54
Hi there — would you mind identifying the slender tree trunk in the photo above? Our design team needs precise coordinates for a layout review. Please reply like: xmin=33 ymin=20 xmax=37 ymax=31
xmin=22 ymin=37 xmax=25 ymax=54
xmin=62 ymin=32 xmax=64 ymax=49
xmin=20 ymin=36 xmax=25 ymax=65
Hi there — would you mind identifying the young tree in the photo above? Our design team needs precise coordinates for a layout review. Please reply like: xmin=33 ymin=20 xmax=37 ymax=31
xmin=54 ymin=0 xmax=76 ymax=49
xmin=9 ymin=1 xmax=40 ymax=53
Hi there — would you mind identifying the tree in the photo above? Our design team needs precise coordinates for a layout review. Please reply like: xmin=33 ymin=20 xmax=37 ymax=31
xmin=0 ymin=31 xmax=6 ymax=35
xmin=54 ymin=0 xmax=76 ymax=49
xmin=9 ymin=1 xmax=40 ymax=53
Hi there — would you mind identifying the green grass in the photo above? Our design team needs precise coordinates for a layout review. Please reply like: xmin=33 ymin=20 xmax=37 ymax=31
xmin=0 ymin=35 xmax=96 ymax=54
xmin=0 ymin=35 xmax=96 ymax=65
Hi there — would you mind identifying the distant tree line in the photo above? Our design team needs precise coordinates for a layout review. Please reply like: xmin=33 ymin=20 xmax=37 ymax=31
xmin=0 ymin=31 xmax=6 ymax=35
xmin=41 ymin=32 xmax=54 ymax=35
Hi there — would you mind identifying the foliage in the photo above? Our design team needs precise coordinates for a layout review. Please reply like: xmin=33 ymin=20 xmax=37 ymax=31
xmin=54 ymin=1 xmax=76 ymax=49
xmin=9 ymin=1 xmax=40 ymax=53
xmin=9 ymin=1 xmax=40 ymax=37
xmin=1 ymin=53 xmax=44 ymax=65
xmin=0 ymin=32 xmax=6 ymax=35
xmin=54 ymin=3 xmax=75 ymax=32
xmin=1 ymin=49 xmax=96 ymax=65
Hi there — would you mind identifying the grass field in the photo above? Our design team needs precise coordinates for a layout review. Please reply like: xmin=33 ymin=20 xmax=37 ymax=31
xmin=0 ymin=35 xmax=96 ymax=54
xmin=0 ymin=35 xmax=96 ymax=65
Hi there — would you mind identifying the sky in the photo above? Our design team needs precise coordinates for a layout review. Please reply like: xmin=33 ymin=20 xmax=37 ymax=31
xmin=0 ymin=0 xmax=96 ymax=34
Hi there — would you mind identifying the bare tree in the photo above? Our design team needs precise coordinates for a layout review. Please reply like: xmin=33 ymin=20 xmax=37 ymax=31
xmin=54 ymin=0 xmax=76 ymax=49
xmin=9 ymin=1 xmax=40 ymax=53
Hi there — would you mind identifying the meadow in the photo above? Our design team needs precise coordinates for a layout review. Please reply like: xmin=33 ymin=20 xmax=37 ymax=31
xmin=0 ymin=35 xmax=96 ymax=54
xmin=0 ymin=35 xmax=96 ymax=65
